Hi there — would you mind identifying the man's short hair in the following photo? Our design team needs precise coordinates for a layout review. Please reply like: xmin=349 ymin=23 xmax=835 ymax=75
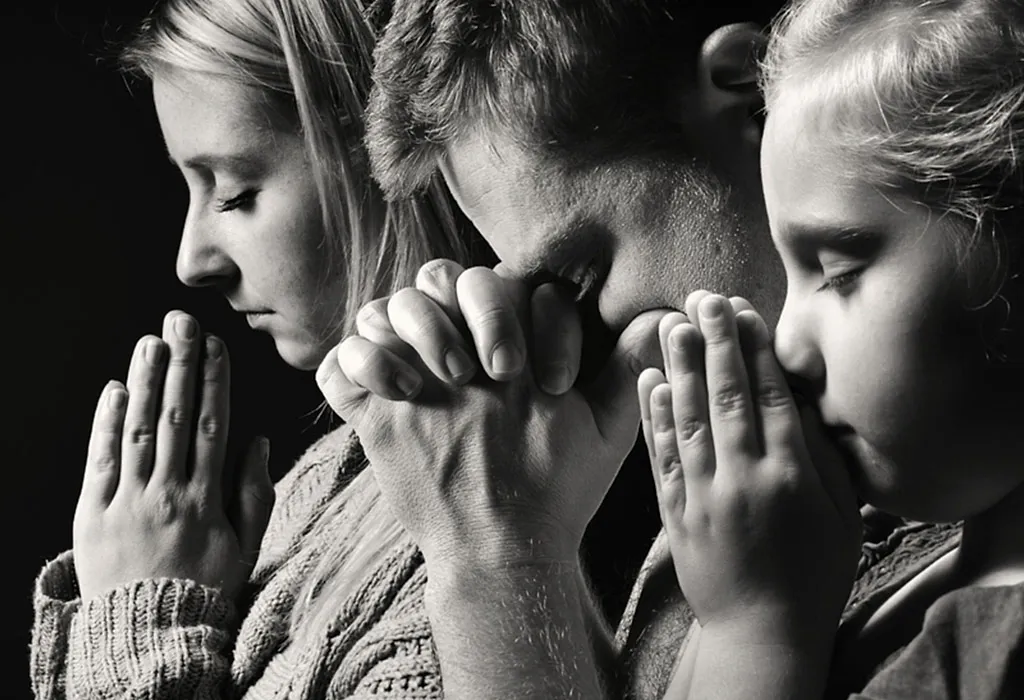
xmin=366 ymin=1 xmax=780 ymax=200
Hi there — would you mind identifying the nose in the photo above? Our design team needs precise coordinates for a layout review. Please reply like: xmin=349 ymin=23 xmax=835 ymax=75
xmin=176 ymin=207 xmax=237 ymax=288
xmin=773 ymin=291 xmax=825 ymax=387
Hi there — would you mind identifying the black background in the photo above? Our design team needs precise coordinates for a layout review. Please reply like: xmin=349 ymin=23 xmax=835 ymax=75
xmin=4 ymin=3 xmax=332 ymax=692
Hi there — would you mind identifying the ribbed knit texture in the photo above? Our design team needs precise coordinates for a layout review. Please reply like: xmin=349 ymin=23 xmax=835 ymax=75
xmin=31 ymin=426 xmax=442 ymax=699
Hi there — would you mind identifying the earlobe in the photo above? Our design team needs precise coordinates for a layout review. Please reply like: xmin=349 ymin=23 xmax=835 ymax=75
xmin=694 ymin=22 xmax=768 ymax=146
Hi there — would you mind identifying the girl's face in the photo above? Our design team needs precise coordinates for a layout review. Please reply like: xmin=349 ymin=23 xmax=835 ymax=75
xmin=153 ymin=68 xmax=348 ymax=370
xmin=761 ymin=98 xmax=1024 ymax=523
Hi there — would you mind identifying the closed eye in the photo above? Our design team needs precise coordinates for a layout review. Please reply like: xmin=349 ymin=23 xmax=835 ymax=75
xmin=817 ymin=268 xmax=862 ymax=294
xmin=216 ymin=189 xmax=259 ymax=213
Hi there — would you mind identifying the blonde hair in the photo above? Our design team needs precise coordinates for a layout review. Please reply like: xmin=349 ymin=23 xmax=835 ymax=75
xmin=121 ymin=0 xmax=470 ymax=647
xmin=761 ymin=0 xmax=1024 ymax=359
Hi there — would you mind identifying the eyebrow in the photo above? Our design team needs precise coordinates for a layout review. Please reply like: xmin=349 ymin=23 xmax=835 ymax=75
xmin=784 ymin=222 xmax=886 ymax=253
xmin=168 ymin=151 xmax=267 ymax=178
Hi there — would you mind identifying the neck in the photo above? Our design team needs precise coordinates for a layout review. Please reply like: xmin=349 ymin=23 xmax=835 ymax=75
xmin=957 ymin=480 xmax=1024 ymax=587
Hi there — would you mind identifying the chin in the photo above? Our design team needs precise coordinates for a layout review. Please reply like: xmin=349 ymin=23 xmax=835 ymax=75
xmin=271 ymin=336 xmax=328 ymax=371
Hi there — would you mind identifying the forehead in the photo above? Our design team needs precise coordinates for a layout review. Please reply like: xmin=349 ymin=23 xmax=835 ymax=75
xmin=762 ymin=102 xmax=875 ymax=227
xmin=152 ymin=68 xmax=289 ymax=163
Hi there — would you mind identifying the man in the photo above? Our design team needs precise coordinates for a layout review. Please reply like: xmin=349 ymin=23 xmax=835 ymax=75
xmin=320 ymin=1 xmax=789 ymax=698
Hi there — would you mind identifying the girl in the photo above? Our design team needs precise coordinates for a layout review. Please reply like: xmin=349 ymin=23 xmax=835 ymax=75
xmin=641 ymin=0 xmax=1024 ymax=697
xmin=30 ymin=0 xmax=485 ymax=697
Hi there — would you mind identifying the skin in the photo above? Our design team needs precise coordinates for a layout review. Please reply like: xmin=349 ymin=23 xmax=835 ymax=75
xmin=316 ymin=23 xmax=794 ymax=700
xmin=628 ymin=92 xmax=1024 ymax=699
xmin=440 ymin=126 xmax=784 ymax=337
xmin=154 ymin=68 xmax=348 ymax=370
xmin=638 ymin=296 xmax=861 ymax=700
xmin=75 ymin=69 xmax=363 ymax=604
xmin=763 ymin=96 xmax=1024 ymax=527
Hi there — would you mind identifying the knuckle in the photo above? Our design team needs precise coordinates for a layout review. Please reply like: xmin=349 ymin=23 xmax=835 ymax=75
xmin=90 ymin=454 xmax=119 ymax=474
xmin=127 ymin=424 xmax=155 ymax=446
xmin=162 ymin=404 xmax=190 ymax=429
xmin=197 ymin=413 xmax=222 ymax=439
xmin=675 ymin=415 xmax=707 ymax=444
xmin=709 ymin=382 xmax=749 ymax=416
xmin=472 ymin=305 xmax=514 ymax=333
xmin=356 ymin=300 xmax=389 ymax=330
xmin=147 ymin=489 xmax=183 ymax=524
xmin=416 ymin=258 xmax=460 ymax=291
xmin=758 ymin=380 xmax=792 ymax=410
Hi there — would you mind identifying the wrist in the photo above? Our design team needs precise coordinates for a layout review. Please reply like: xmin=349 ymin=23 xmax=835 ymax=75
xmin=420 ymin=525 xmax=582 ymax=576
xmin=701 ymin=610 xmax=837 ymax=656
xmin=424 ymin=557 xmax=583 ymax=614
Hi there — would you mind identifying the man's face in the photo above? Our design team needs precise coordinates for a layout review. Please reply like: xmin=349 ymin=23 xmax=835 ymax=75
xmin=440 ymin=127 xmax=785 ymax=333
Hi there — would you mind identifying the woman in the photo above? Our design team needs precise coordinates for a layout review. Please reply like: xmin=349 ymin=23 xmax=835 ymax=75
xmin=30 ymin=0 xmax=484 ymax=697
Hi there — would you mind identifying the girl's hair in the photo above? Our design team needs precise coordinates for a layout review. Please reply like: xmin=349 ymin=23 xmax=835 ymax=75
xmin=121 ymin=0 xmax=473 ymax=646
xmin=761 ymin=0 xmax=1024 ymax=360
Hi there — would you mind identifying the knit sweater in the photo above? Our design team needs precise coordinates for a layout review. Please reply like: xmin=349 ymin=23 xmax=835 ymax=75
xmin=31 ymin=425 xmax=441 ymax=699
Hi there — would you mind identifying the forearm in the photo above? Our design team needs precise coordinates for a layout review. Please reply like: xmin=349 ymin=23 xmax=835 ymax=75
xmin=425 ymin=561 xmax=607 ymax=700
xmin=578 ymin=563 xmax=618 ymax=693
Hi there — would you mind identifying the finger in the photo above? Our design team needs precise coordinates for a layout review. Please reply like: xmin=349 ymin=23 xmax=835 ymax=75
xmin=583 ymin=309 xmax=668 ymax=450
xmin=120 ymin=335 xmax=167 ymax=486
xmin=658 ymin=312 xmax=689 ymax=380
xmin=190 ymin=335 xmax=230 ymax=499
xmin=684 ymin=290 xmax=713 ymax=334
xmin=735 ymin=310 xmax=800 ymax=456
xmin=650 ymin=382 xmax=686 ymax=519
xmin=729 ymin=296 xmax=755 ymax=315
xmin=667 ymin=322 xmax=715 ymax=480
xmin=324 ymin=336 xmax=420 ymax=410
xmin=229 ymin=437 xmax=275 ymax=568
xmin=531 ymin=282 xmax=583 ymax=395
xmin=388 ymin=288 xmax=476 ymax=385
xmin=415 ymin=258 xmax=467 ymax=330
xmin=152 ymin=312 xmax=202 ymax=484
xmin=800 ymin=405 xmax=861 ymax=533
xmin=697 ymin=294 xmax=760 ymax=462
xmin=317 ymin=345 xmax=372 ymax=425
xmin=356 ymin=297 xmax=406 ymax=352
xmin=81 ymin=381 xmax=128 ymax=506
xmin=638 ymin=367 xmax=667 ymax=500
xmin=456 ymin=266 xmax=527 ymax=381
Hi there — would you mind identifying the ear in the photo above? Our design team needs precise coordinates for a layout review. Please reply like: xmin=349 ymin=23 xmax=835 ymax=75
xmin=693 ymin=22 xmax=768 ymax=147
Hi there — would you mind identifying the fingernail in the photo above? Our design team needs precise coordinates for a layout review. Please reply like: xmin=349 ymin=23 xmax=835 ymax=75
xmin=394 ymin=369 xmax=421 ymax=397
xmin=700 ymin=296 xmax=724 ymax=319
xmin=205 ymin=336 xmax=222 ymax=359
xmin=108 ymin=386 xmax=126 ymax=410
xmin=490 ymin=341 xmax=523 ymax=376
xmin=174 ymin=316 xmax=197 ymax=340
xmin=670 ymin=326 xmax=687 ymax=351
xmin=145 ymin=340 xmax=165 ymax=364
xmin=540 ymin=363 xmax=572 ymax=394
xmin=652 ymin=387 xmax=673 ymax=431
xmin=444 ymin=348 xmax=475 ymax=382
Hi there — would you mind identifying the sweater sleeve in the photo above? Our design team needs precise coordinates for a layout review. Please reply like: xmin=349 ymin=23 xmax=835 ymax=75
xmin=31 ymin=551 xmax=79 ymax=700
xmin=851 ymin=584 xmax=1024 ymax=700
xmin=32 ymin=550 xmax=236 ymax=699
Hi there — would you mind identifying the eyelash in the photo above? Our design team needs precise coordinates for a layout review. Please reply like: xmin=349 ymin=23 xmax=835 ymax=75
xmin=817 ymin=268 xmax=862 ymax=294
xmin=215 ymin=189 xmax=259 ymax=213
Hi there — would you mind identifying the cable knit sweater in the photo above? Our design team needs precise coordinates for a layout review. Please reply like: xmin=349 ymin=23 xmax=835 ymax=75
xmin=30 ymin=425 xmax=440 ymax=699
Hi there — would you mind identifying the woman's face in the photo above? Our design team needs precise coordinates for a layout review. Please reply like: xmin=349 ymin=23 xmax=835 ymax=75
xmin=153 ymin=68 xmax=347 ymax=370
xmin=761 ymin=98 xmax=1024 ymax=523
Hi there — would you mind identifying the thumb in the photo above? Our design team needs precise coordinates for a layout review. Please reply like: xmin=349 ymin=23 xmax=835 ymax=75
xmin=232 ymin=436 xmax=275 ymax=568
xmin=580 ymin=309 xmax=670 ymax=449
